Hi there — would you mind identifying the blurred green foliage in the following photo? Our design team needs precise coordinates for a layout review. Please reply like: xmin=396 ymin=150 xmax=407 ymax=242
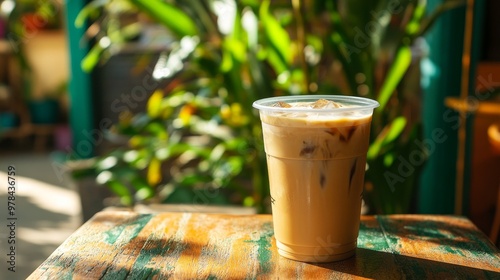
xmin=76 ymin=0 xmax=463 ymax=213
xmin=4 ymin=0 xmax=62 ymax=99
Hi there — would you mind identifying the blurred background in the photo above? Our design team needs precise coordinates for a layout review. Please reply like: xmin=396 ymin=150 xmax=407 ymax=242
xmin=0 ymin=0 xmax=500 ymax=278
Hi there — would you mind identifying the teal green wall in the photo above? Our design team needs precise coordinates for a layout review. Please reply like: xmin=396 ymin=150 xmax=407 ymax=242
xmin=418 ymin=0 xmax=485 ymax=214
xmin=64 ymin=0 xmax=94 ymax=158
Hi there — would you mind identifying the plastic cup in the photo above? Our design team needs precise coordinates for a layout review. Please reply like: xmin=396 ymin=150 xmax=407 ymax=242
xmin=253 ymin=95 xmax=379 ymax=262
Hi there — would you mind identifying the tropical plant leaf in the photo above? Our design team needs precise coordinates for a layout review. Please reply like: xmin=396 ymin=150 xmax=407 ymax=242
xmin=375 ymin=0 xmax=430 ymax=111
xmin=129 ymin=0 xmax=198 ymax=37
xmin=75 ymin=0 xmax=108 ymax=28
xmin=131 ymin=176 xmax=155 ymax=200
xmin=260 ymin=0 xmax=292 ymax=73
xmin=145 ymin=122 xmax=168 ymax=140
xmin=376 ymin=45 xmax=412 ymax=111
xmin=81 ymin=43 xmax=105 ymax=72
xmin=405 ymin=0 xmax=427 ymax=37
xmin=107 ymin=179 xmax=133 ymax=206
xmin=367 ymin=116 xmax=407 ymax=159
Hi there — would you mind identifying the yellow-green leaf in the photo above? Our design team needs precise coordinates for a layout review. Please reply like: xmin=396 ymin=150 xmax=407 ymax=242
xmin=147 ymin=157 xmax=162 ymax=186
xmin=367 ymin=116 xmax=407 ymax=160
xmin=145 ymin=122 xmax=168 ymax=140
xmin=147 ymin=90 xmax=164 ymax=118
xmin=81 ymin=44 xmax=104 ymax=72
xmin=377 ymin=45 xmax=412 ymax=112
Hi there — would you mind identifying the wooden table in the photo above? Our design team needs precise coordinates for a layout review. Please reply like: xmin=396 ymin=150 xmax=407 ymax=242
xmin=29 ymin=211 xmax=500 ymax=279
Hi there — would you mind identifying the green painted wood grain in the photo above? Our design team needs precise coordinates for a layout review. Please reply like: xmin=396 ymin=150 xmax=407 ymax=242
xmin=357 ymin=219 xmax=391 ymax=252
xmin=244 ymin=221 xmax=274 ymax=275
xmin=104 ymin=214 xmax=152 ymax=244
xmin=27 ymin=213 xmax=500 ymax=279
xmin=375 ymin=215 xmax=500 ymax=279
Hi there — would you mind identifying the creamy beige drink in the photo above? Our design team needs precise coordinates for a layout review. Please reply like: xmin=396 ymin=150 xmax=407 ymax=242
xmin=253 ymin=95 xmax=378 ymax=262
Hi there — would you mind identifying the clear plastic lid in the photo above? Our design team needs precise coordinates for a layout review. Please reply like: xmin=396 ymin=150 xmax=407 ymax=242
xmin=253 ymin=95 xmax=379 ymax=121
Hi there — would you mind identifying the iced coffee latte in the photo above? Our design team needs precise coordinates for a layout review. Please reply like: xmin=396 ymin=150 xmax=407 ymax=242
xmin=253 ymin=95 xmax=378 ymax=262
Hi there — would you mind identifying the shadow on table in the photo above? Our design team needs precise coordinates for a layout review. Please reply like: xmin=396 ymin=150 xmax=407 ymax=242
xmin=312 ymin=248 xmax=500 ymax=279
xmin=28 ymin=232 xmax=234 ymax=279
xmin=375 ymin=216 xmax=499 ymax=255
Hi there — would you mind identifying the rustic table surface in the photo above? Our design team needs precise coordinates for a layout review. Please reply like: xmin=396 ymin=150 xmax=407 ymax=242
xmin=29 ymin=211 xmax=500 ymax=279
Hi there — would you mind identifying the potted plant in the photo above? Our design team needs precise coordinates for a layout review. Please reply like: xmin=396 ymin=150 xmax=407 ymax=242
xmin=4 ymin=0 xmax=62 ymax=124
xmin=28 ymin=80 xmax=67 ymax=125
